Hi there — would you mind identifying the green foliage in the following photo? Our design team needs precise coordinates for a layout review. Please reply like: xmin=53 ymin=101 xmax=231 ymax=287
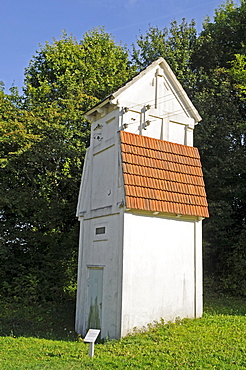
xmin=229 ymin=54 xmax=246 ymax=100
xmin=24 ymin=28 xmax=135 ymax=103
xmin=131 ymin=3 xmax=246 ymax=296
xmin=193 ymin=66 xmax=246 ymax=279
xmin=218 ymin=224 xmax=246 ymax=296
xmin=0 ymin=88 xmax=41 ymax=166
xmin=132 ymin=19 xmax=197 ymax=93
xmin=0 ymin=295 xmax=245 ymax=369
xmin=0 ymin=28 xmax=135 ymax=303
xmin=1 ymin=2 xmax=246 ymax=303
xmin=191 ymin=2 xmax=246 ymax=294
xmin=192 ymin=1 xmax=246 ymax=71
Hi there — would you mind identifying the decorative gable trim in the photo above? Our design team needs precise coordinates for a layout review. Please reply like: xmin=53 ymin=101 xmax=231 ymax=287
xmin=85 ymin=58 xmax=201 ymax=123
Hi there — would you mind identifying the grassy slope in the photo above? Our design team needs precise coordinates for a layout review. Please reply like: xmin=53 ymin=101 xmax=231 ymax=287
xmin=0 ymin=294 xmax=245 ymax=369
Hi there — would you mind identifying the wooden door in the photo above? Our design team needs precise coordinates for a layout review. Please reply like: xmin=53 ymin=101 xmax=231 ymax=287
xmin=86 ymin=267 xmax=103 ymax=331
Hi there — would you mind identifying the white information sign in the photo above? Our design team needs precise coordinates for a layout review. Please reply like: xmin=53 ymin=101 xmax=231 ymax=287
xmin=84 ymin=329 xmax=101 ymax=357
xmin=84 ymin=329 xmax=100 ymax=343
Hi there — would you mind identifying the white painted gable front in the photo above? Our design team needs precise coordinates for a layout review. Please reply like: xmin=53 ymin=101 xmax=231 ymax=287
xmin=75 ymin=58 xmax=205 ymax=339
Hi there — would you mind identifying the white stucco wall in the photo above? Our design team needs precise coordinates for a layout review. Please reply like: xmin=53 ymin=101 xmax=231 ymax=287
xmin=75 ymin=212 xmax=124 ymax=339
xmin=121 ymin=212 xmax=202 ymax=336
xmin=194 ymin=219 xmax=203 ymax=318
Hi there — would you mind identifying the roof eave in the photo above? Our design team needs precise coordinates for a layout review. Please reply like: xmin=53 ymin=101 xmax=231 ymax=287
xmin=85 ymin=96 xmax=114 ymax=117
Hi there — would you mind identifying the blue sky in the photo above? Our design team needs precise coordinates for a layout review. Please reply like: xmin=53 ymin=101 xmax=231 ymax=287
xmin=0 ymin=0 xmax=240 ymax=92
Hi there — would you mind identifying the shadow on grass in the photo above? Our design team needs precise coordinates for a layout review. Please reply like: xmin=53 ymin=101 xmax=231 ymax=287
xmin=203 ymin=280 xmax=246 ymax=317
xmin=0 ymin=291 xmax=245 ymax=342
xmin=204 ymin=293 xmax=246 ymax=316
xmin=0 ymin=299 xmax=77 ymax=341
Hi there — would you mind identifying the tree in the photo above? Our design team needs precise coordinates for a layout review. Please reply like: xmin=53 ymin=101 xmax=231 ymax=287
xmin=192 ymin=1 xmax=246 ymax=72
xmin=0 ymin=88 xmax=40 ymax=167
xmin=25 ymin=28 xmax=134 ymax=104
xmin=0 ymin=29 xmax=135 ymax=302
xmin=191 ymin=1 xmax=246 ymax=295
xmin=193 ymin=67 xmax=246 ymax=294
xmin=229 ymin=54 xmax=246 ymax=100
xmin=0 ymin=88 xmax=43 ymax=301
xmin=132 ymin=19 xmax=197 ymax=94
xmin=131 ymin=3 xmax=246 ymax=295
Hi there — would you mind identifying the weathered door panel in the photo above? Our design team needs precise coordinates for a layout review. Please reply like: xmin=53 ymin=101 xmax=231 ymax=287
xmin=86 ymin=267 xmax=103 ymax=331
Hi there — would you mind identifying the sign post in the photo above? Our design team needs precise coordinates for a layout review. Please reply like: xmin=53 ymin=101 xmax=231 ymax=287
xmin=84 ymin=329 xmax=100 ymax=357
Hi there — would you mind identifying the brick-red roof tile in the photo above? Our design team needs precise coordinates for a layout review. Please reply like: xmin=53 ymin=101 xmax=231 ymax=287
xmin=120 ymin=131 xmax=209 ymax=218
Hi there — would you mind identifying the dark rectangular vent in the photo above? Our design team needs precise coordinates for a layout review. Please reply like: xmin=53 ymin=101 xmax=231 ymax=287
xmin=95 ymin=227 xmax=106 ymax=235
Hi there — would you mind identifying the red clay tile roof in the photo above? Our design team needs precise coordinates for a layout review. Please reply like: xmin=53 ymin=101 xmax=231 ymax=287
xmin=120 ymin=131 xmax=209 ymax=218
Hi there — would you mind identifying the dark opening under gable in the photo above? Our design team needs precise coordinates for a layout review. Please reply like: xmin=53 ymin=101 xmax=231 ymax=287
xmin=120 ymin=131 xmax=209 ymax=218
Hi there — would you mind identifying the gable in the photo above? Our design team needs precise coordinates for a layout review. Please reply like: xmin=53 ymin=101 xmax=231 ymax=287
xmin=120 ymin=131 xmax=209 ymax=218
xmin=85 ymin=58 xmax=201 ymax=124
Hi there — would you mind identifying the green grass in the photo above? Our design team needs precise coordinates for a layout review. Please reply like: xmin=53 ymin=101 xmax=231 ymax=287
xmin=0 ymin=294 xmax=245 ymax=369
